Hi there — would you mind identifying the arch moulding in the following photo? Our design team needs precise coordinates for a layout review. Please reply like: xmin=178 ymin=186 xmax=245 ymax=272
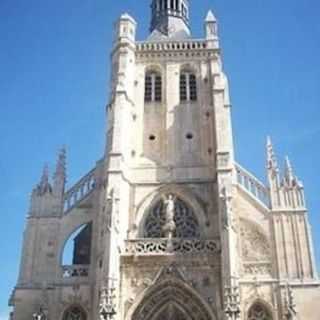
xmin=126 ymin=274 xmax=217 ymax=320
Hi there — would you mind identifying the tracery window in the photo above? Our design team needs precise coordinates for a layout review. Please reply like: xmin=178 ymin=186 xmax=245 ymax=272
xmin=62 ymin=306 xmax=87 ymax=320
xmin=248 ymin=303 xmax=272 ymax=320
xmin=180 ymin=72 xmax=197 ymax=102
xmin=144 ymin=197 xmax=200 ymax=238
xmin=145 ymin=71 xmax=162 ymax=102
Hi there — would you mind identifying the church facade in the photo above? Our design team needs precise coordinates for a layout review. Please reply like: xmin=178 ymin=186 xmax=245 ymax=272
xmin=9 ymin=1 xmax=320 ymax=319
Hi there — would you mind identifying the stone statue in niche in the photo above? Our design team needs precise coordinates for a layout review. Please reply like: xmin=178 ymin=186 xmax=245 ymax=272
xmin=162 ymin=194 xmax=176 ymax=239
xmin=220 ymin=186 xmax=233 ymax=229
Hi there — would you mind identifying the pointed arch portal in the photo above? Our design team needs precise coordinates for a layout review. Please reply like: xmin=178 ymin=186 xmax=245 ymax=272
xmin=131 ymin=279 xmax=215 ymax=320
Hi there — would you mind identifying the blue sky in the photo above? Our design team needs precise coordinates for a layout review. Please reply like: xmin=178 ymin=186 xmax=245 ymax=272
xmin=0 ymin=0 xmax=319 ymax=317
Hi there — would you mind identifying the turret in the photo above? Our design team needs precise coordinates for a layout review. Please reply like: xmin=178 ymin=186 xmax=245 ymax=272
xmin=204 ymin=10 xmax=219 ymax=49
xmin=112 ymin=13 xmax=137 ymax=96
xmin=114 ymin=13 xmax=137 ymax=45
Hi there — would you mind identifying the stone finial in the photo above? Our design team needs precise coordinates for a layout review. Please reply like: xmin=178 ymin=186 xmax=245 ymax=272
xmin=266 ymin=136 xmax=279 ymax=172
xmin=205 ymin=10 xmax=216 ymax=23
xmin=38 ymin=165 xmax=52 ymax=196
xmin=54 ymin=147 xmax=67 ymax=186
xmin=284 ymin=156 xmax=295 ymax=185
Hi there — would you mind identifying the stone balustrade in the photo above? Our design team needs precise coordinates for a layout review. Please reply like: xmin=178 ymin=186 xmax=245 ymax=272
xmin=124 ymin=238 xmax=220 ymax=255
xmin=235 ymin=163 xmax=270 ymax=208
xmin=61 ymin=265 xmax=90 ymax=278
xmin=63 ymin=169 xmax=96 ymax=214
xmin=136 ymin=40 xmax=208 ymax=52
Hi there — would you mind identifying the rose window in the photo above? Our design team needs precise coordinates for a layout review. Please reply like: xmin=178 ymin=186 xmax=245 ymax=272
xmin=248 ymin=304 xmax=272 ymax=320
xmin=144 ymin=197 xmax=200 ymax=238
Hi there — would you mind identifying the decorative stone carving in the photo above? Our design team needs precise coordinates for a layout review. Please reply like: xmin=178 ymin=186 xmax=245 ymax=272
xmin=124 ymin=239 xmax=220 ymax=255
xmin=217 ymin=151 xmax=230 ymax=169
xmin=132 ymin=274 xmax=213 ymax=320
xmin=99 ymin=286 xmax=116 ymax=320
xmin=224 ymin=285 xmax=241 ymax=320
xmin=283 ymin=284 xmax=298 ymax=320
xmin=243 ymin=263 xmax=272 ymax=276
xmin=144 ymin=197 xmax=200 ymax=239
xmin=240 ymin=220 xmax=271 ymax=262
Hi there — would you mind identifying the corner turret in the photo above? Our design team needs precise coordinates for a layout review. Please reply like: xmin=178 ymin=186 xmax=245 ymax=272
xmin=204 ymin=10 xmax=219 ymax=48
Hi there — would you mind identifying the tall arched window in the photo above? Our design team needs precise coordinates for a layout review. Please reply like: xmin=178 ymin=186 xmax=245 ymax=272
xmin=180 ymin=72 xmax=197 ymax=102
xmin=62 ymin=306 xmax=87 ymax=320
xmin=248 ymin=303 xmax=272 ymax=320
xmin=145 ymin=71 xmax=162 ymax=102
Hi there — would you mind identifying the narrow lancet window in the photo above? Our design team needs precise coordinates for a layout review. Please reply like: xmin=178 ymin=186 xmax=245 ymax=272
xmin=180 ymin=72 xmax=197 ymax=102
xmin=145 ymin=71 xmax=162 ymax=102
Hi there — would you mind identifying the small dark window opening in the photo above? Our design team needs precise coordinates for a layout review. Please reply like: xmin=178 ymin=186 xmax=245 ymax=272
xmin=180 ymin=74 xmax=187 ymax=101
xmin=189 ymin=74 xmax=197 ymax=101
xmin=149 ymin=135 xmax=156 ymax=141
xmin=186 ymin=133 xmax=193 ymax=140
xmin=175 ymin=0 xmax=179 ymax=11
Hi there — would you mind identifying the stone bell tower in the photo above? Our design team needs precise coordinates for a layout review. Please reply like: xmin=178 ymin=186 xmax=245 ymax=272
xmin=9 ymin=1 xmax=320 ymax=320
xmin=97 ymin=0 xmax=236 ymax=319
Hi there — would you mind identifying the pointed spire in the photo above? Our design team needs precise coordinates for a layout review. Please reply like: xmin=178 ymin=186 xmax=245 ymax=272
xmin=38 ymin=164 xmax=52 ymax=195
xmin=284 ymin=156 xmax=295 ymax=183
xmin=205 ymin=10 xmax=216 ymax=23
xmin=54 ymin=147 xmax=67 ymax=182
xmin=266 ymin=136 xmax=278 ymax=171
xmin=40 ymin=164 xmax=49 ymax=187
xmin=53 ymin=147 xmax=67 ymax=197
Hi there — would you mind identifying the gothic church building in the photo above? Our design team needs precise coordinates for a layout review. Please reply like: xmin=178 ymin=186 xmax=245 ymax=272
xmin=9 ymin=1 xmax=320 ymax=319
